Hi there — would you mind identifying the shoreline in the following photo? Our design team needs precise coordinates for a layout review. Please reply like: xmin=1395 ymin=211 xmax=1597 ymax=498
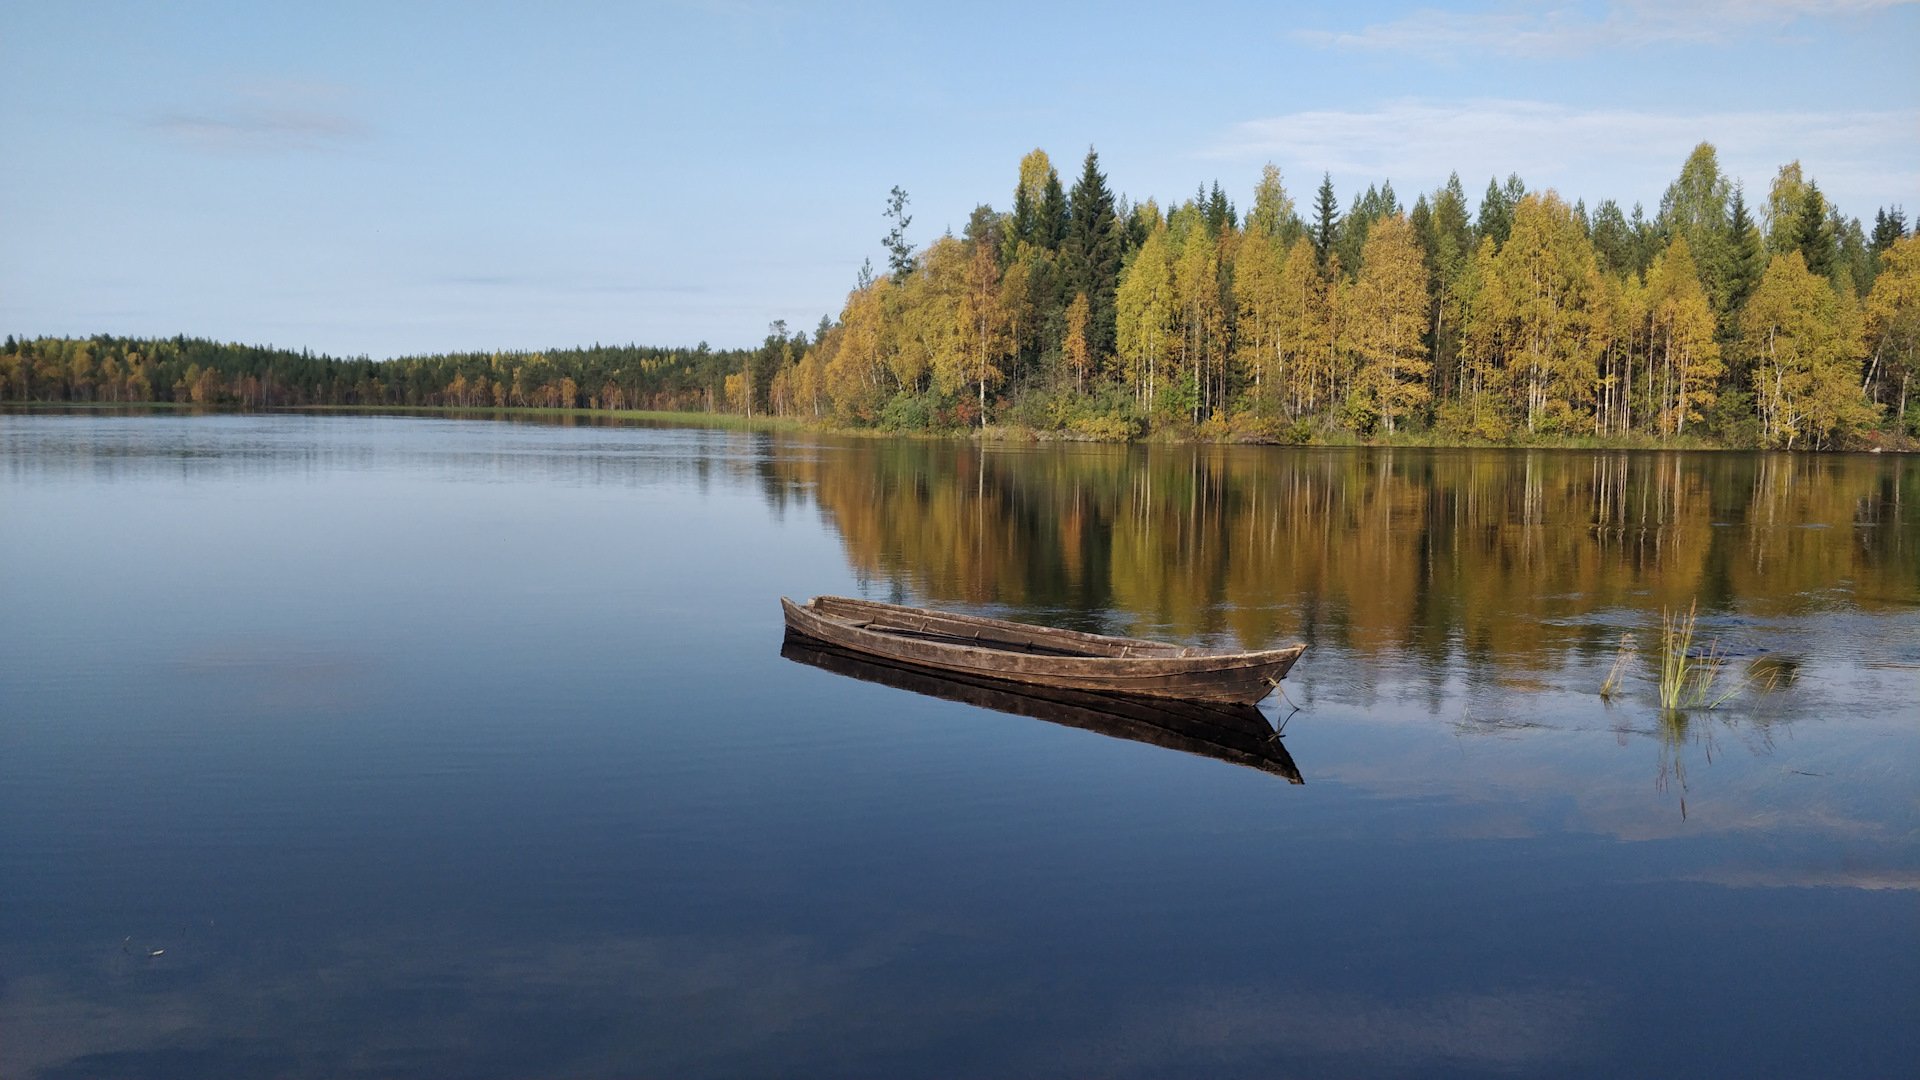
xmin=4 ymin=401 xmax=1913 ymax=453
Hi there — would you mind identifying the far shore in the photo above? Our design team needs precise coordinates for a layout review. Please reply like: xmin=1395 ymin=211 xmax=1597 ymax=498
xmin=4 ymin=401 xmax=1914 ymax=453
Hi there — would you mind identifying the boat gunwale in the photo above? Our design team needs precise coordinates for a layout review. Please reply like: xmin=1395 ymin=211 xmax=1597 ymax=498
xmin=783 ymin=596 xmax=1307 ymax=676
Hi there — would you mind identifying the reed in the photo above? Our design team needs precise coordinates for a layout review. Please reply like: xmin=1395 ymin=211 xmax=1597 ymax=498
xmin=1599 ymin=632 xmax=1636 ymax=700
xmin=1657 ymin=601 xmax=1751 ymax=712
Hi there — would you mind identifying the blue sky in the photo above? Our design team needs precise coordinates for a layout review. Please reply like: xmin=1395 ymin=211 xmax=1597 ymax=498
xmin=3 ymin=1 xmax=1915 ymax=357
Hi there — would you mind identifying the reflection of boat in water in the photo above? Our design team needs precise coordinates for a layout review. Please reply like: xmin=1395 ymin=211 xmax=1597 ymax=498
xmin=782 ymin=633 xmax=1304 ymax=784
xmin=782 ymin=595 xmax=1305 ymax=705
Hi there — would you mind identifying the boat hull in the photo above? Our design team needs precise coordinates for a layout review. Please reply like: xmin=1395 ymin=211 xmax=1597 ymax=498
xmin=782 ymin=634 xmax=1302 ymax=782
xmin=781 ymin=596 xmax=1305 ymax=705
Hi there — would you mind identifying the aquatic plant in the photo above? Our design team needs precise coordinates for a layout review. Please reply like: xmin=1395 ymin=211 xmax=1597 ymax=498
xmin=1599 ymin=631 xmax=1637 ymax=700
xmin=1657 ymin=601 xmax=1752 ymax=712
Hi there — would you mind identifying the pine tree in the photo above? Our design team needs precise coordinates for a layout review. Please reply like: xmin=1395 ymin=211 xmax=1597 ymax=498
xmin=883 ymin=186 xmax=916 ymax=279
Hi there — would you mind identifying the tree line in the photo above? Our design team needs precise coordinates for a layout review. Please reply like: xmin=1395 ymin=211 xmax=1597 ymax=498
xmin=773 ymin=144 xmax=1915 ymax=449
xmin=0 ymin=336 xmax=768 ymax=414
xmin=6 ymin=142 xmax=1915 ymax=449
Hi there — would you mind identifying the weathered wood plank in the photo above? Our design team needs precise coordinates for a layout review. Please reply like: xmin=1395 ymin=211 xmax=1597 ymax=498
xmin=782 ymin=596 xmax=1305 ymax=705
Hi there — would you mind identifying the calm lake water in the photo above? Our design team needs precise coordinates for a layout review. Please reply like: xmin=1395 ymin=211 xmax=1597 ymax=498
xmin=3 ymin=412 xmax=1916 ymax=1078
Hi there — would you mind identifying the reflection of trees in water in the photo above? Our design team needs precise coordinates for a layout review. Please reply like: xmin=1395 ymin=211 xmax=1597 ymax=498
xmin=768 ymin=442 xmax=1917 ymax=671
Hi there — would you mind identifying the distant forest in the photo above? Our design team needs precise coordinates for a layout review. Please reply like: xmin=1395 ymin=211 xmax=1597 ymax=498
xmin=6 ymin=142 xmax=1916 ymax=448
xmin=0 ymin=337 xmax=760 ymax=415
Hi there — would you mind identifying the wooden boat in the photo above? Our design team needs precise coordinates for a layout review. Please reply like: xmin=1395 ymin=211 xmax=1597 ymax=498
xmin=780 ymin=595 xmax=1305 ymax=705
xmin=781 ymin=634 xmax=1302 ymax=783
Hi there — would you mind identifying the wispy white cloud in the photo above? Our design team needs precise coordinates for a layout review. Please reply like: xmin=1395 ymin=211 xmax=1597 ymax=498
xmin=1295 ymin=0 xmax=1919 ymax=57
xmin=1207 ymin=99 xmax=1920 ymax=212
xmin=145 ymin=80 xmax=369 ymax=154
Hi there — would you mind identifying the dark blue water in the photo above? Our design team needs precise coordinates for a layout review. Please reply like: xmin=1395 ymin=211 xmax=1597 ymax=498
xmin=2 ymin=414 xmax=1915 ymax=1078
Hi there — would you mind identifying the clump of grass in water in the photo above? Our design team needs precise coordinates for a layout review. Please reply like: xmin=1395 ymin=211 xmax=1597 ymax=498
xmin=1660 ymin=601 xmax=1712 ymax=710
xmin=1601 ymin=606 xmax=1784 ymax=712
xmin=1657 ymin=601 xmax=1752 ymax=712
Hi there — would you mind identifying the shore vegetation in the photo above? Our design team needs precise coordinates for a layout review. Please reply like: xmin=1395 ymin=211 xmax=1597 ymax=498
xmin=7 ymin=144 xmax=1916 ymax=449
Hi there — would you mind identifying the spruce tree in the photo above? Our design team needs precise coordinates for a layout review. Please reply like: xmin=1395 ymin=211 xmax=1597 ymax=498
xmin=1870 ymin=206 xmax=1908 ymax=254
xmin=1312 ymin=173 xmax=1340 ymax=267
xmin=1430 ymin=174 xmax=1472 ymax=271
xmin=1409 ymin=195 xmax=1432 ymax=249
xmin=1725 ymin=184 xmax=1765 ymax=322
xmin=1038 ymin=169 xmax=1069 ymax=252
xmin=1337 ymin=187 xmax=1377 ymax=275
xmin=1064 ymin=148 xmax=1122 ymax=359
xmin=1478 ymin=177 xmax=1513 ymax=248
xmin=1839 ymin=215 xmax=1873 ymax=292
xmin=1628 ymin=203 xmax=1658 ymax=276
xmin=1794 ymin=184 xmax=1836 ymax=280
xmin=1205 ymin=181 xmax=1234 ymax=234
xmin=1010 ymin=181 xmax=1036 ymax=248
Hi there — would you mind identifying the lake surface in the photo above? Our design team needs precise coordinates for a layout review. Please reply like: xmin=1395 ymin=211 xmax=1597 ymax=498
xmin=3 ymin=413 xmax=1916 ymax=1078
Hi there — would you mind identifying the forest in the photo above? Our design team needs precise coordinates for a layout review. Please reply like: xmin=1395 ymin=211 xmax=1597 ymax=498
xmin=5 ymin=142 xmax=1915 ymax=449
xmin=0 ymin=336 xmax=761 ymax=415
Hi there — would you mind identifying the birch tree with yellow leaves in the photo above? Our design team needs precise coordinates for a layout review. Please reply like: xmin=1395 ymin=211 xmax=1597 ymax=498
xmin=1348 ymin=215 xmax=1430 ymax=433
xmin=1645 ymin=237 xmax=1722 ymax=435
xmin=1741 ymin=252 xmax=1877 ymax=448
